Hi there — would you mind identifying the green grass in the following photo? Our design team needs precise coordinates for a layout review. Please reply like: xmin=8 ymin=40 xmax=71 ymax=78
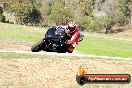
xmin=0 ymin=23 xmax=46 ymax=42
xmin=0 ymin=53 xmax=47 ymax=59
xmin=0 ymin=23 xmax=132 ymax=58
xmin=0 ymin=53 xmax=80 ymax=60
xmin=0 ymin=53 xmax=107 ymax=60
xmin=75 ymin=35 xmax=132 ymax=58
xmin=82 ymin=32 xmax=132 ymax=40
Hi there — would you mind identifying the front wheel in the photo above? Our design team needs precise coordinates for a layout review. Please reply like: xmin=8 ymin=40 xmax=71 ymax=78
xmin=31 ymin=40 xmax=44 ymax=52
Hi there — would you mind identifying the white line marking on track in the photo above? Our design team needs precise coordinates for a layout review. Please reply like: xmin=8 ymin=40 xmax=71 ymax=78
xmin=0 ymin=50 xmax=132 ymax=60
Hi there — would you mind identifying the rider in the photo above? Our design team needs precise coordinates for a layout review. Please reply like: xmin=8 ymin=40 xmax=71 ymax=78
xmin=66 ymin=21 xmax=80 ymax=53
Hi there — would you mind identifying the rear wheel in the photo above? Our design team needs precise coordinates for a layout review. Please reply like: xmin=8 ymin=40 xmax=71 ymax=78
xmin=31 ymin=40 xmax=44 ymax=52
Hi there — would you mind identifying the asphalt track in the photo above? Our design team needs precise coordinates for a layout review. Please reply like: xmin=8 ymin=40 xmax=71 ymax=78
xmin=0 ymin=50 xmax=132 ymax=60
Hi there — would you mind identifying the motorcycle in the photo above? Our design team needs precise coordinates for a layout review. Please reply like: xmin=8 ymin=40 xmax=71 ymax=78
xmin=31 ymin=26 xmax=84 ymax=53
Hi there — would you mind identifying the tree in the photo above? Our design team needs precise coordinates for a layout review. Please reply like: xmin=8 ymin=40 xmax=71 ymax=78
xmin=5 ymin=0 xmax=31 ymax=24
xmin=102 ymin=0 xmax=131 ymax=26
xmin=89 ymin=17 xmax=103 ymax=32
xmin=5 ymin=0 xmax=42 ymax=25
xmin=78 ymin=15 xmax=103 ymax=32
xmin=101 ymin=16 xmax=114 ymax=34
xmin=127 ymin=0 xmax=132 ymax=26
xmin=79 ymin=0 xmax=95 ymax=16
xmin=129 ymin=1 xmax=132 ymax=26
xmin=0 ymin=6 xmax=5 ymax=22
xmin=49 ymin=0 xmax=74 ymax=25
xmin=117 ymin=0 xmax=131 ymax=26
xmin=23 ymin=8 xmax=41 ymax=26
xmin=38 ymin=0 xmax=51 ymax=27
xmin=78 ymin=16 xmax=91 ymax=31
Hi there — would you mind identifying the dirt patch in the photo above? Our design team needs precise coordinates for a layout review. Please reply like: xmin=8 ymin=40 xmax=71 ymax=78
xmin=117 ymin=29 xmax=132 ymax=36
xmin=0 ymin=38 xmax=32 ymax=51
xmin=0 ymin=58 xmax=132 ymax=88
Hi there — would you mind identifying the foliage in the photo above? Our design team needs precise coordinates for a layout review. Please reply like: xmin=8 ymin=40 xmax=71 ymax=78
xmin=79 ymin=0 xmax=95 ymax=16
xmin=0 ymin=7 xmax=5 ymax=22
xmin=5 ymin=0 xmax=31 ymax=24
xmin=3 ymin=0 xmax=132 ymax=32
xmin=49 ymin=0 xmax=74 ymax=25
xmin=78 ymin=0 xmax=104 ymax=32
xmin=23 ymin=8 xmax=42 ymax=26
xmin=118 ymin=0 xmax=131 ymax=26
xmin=77 ymin=16 xmax=91 ymax=31
xmin=102 ymin=17 xmax=114 ymax=26
xmin=89 ymin=18 xmax=103 ymax=32
xmin=78 ymin=15 xmax=103 ymax=32
xmin=0 ymin=7 xmax=3 ymax=14
xmin=5 ymin=0 xmax=41 ymax=25
xmin=39 ymin=0 xmax=51 ymax=27
xmin=102 ymin=0 xmax=131 ymax=26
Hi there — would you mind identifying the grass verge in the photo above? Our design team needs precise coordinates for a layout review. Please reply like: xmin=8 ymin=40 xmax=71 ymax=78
xmin=0 ymin=23 xmax=132 ymax=58
xmin=0 ymin=23 xmax=46 ymax=42
xmin=75 ymin=33 xmax=132 ymax=58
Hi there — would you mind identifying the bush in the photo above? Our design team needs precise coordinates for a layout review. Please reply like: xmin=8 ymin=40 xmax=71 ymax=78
xmin=119 ymin=17 xmax=129 ymax=26
xmin=49 ymin=0 xmax=74 ymax=25
xmin=23 ymin=9 xmax=42 ymax=26
xmin=102 ymin=17 xmax=114 ymax=26
xmin=0 ymin=15 xmax=5 ymax=22
xmin=78 ymin=16 xmax=91 ymax=31
xmin=89 ymin=18 xmax=103 ymax=32
xmin=0 ymin=7 xmax=5 ymax=22
xmin=78 ymin=16 xmax=103 ymax=32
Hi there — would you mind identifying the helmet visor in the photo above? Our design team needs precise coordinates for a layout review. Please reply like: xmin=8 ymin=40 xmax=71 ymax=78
xmin=68 ymin=27 xmax=75 ymax=32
